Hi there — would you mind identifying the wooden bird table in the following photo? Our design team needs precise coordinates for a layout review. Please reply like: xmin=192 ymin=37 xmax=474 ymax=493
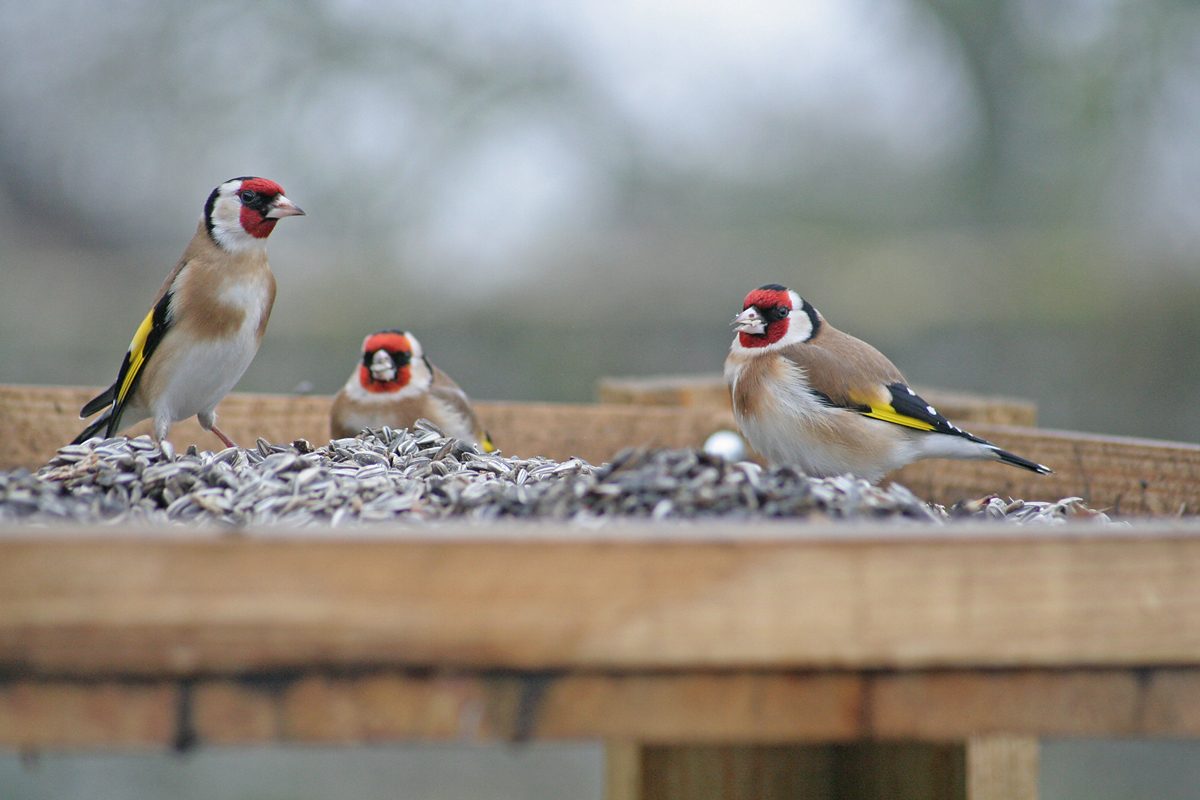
xmin=5 ymin=382 xmax=1200 ymax=799
xmin=3 ymin=523 xmax=1200 ymax=800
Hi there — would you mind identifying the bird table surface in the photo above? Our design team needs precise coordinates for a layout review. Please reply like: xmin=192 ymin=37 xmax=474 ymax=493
xmin=3 ymin=384 xmax=1200 ymax=513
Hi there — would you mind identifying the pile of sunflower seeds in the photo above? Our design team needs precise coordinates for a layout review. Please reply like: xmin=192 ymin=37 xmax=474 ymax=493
xmin=0 ymin=421 xmax=1110 ymax=526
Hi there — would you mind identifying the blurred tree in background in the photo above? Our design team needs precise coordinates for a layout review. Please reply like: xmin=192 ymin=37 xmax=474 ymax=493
xmin=2 ymin=0 xmax=1200 ymax=440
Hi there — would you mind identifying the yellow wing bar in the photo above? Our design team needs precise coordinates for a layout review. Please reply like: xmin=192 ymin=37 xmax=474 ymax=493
xmin=117 ymin=308 xmax=157 ymax=404
xmin=861 ymin=404 xmax=938 ymax=432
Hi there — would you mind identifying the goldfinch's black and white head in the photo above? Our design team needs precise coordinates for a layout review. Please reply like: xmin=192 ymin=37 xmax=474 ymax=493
xmin=730 ymin=284 xmax=819 ymax=350
xmin=356 ymin=330 xmax=433 ymax=398
xmin=331 ymin=327 xmax=494 ymax=450
xmin=205 ymin=176 xmax=305 ymax=253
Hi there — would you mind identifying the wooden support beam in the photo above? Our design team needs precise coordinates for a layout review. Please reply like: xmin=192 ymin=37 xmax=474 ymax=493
xmin=870 ymin=669 xmax=1140 ymax=740
xmin=4 ymin=524 xmax=1186 ymax=795
xmin=0 ymin=679 xmax=177 ymax=752
xmin=7 ymin=667 xmax=1191 ymax=748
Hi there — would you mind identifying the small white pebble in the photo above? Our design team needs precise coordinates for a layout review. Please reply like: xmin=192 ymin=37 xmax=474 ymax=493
xmin=703 ymin=430 xmax=748 ymax=462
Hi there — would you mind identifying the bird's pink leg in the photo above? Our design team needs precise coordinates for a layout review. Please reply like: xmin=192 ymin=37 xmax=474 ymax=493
xmin=210 ymin=424 xmax=237 ymax=449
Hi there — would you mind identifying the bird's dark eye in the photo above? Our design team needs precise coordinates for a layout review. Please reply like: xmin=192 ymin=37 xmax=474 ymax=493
xmin=774 ymin=306 xmax=789 ymax=319
xmin=239 ymin=189 xmax=256 ymax=203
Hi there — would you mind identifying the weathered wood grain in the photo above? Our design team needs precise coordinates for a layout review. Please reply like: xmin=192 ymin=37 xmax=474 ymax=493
xmin=5 ymin=666 xmax=1200 ymax=751
xmin=475 ymin=400 xmax=733 ymax=467
xmin=889 ymin=424 xmax=1200 ymax=511
xmin=0 ymin=384 xmax=332 ymax=469
xmin=0 ymin=385 xmax=731 ymax=471
xmin=871 ymin=669 xmax=1141 ymax=739
xmin=3 ymin=525 xmax=1200 ymax=676
xmin=597 ymin=374 xmax=737 ymax=412
xmin=966 ymin=736 xmax=1038 ymax=800
xmin=0 ymin=680 xmax=176 ymax=751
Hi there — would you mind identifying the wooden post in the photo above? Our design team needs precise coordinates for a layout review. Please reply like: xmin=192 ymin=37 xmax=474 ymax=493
xmin=966 ymin=736 xmax=1038 ymax=800
xmin=607 ymin=740 xmax=643 ymax=800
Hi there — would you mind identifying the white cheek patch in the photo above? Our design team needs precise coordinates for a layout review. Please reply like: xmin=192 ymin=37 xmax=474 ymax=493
xmin=208 ymin=195 xmax=267 ymax=253
xmin=783 ymin=316 xmax=810 ymax=344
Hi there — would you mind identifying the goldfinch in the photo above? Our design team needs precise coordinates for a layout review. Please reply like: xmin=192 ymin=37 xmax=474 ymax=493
xmin=724 ymin=284 xmax=1053 ymax=483
xmin=330 ymin=329 xmax=496 ymax=452
xmin=73 ymin=177 xmax=304 ymax=447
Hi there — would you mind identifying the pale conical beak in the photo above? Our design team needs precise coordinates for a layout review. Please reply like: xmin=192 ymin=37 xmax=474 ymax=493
xmin=370 ymin=350 xmax=398 ymax=382
xmin=266 ymin=195 xmax=306 ymax=219
xmin=731 ymin=306 xmax=767 ymax=335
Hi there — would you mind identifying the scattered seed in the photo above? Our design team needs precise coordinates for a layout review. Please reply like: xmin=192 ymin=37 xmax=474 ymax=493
xmin=1 ymin=430 xmax=1113 ymax=528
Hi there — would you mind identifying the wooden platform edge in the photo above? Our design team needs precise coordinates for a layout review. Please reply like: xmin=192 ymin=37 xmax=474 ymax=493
xmin=4 ymin=525 xmax=1200 ymax=676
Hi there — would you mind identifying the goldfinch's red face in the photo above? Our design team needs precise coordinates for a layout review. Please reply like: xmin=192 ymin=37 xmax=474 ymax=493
xmin=731 ymin=284 xmax=817 ymax=350
xmin=205 ymin=176 xmax=305 ymax=252
xmin=358 ymin=331 xmax=415 ymax=393
xmin=732 ymin=285 xmax=794 ymax=348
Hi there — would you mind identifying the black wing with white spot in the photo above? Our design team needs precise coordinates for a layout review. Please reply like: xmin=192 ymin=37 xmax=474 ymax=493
xmin=868 ymin=383 xmax=1053 ymax=475
xmin=881 ymin=383 xmax=986 ymax=441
